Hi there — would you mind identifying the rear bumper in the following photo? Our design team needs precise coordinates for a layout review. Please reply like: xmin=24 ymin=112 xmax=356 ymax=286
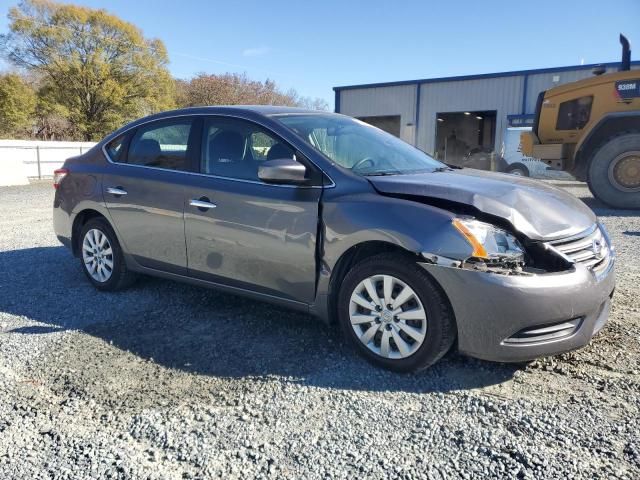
xmin=420 ymin=257 xmax=615 ymax=363
xmin=53 ymin=190 xmax=73 ymax=249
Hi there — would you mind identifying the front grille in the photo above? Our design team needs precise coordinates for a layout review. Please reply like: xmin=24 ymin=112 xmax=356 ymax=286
xmin=546 ymin=225 xmax=610 ymax=271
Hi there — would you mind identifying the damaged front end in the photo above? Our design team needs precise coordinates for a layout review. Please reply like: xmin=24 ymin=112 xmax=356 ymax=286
xmin=421 ymin=217 xmax=532 ymax=276
xmin=416 ymin=219 xmax=615 ymax=363
xmin=369 ymin=187 xmax=585 ymax=276
xmin=420 ymin=216 xmax=581 ymax=277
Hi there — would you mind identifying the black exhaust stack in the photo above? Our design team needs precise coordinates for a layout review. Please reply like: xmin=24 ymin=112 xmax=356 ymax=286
xmin=620 ymin=34 xmax=631 ymax=71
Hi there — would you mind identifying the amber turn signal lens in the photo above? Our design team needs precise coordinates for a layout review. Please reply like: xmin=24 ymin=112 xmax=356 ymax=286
xmin=452 ymin=219 xmax=489 ymax=259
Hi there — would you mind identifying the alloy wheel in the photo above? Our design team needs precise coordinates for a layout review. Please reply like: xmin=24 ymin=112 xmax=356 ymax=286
xmin=349 ymin=274 xmax=427 ymax=359
xmin=82 ymin=228 xmax=114 ymax=283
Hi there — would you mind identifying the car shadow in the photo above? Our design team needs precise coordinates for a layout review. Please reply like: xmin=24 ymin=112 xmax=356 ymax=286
xmin=0 ymin=246 xmax=520 ymax=393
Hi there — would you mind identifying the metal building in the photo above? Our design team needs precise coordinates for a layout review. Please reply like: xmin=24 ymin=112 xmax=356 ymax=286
xmin=334 ymin=61 xmax=640 ymax=167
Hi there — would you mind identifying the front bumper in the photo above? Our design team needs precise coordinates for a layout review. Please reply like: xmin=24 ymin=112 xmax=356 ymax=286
xmin=420 ymin=257 xmax=615 ymax=363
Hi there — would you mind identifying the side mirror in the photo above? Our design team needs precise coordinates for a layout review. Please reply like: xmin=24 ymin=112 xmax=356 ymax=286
xmin=258 ymin=158 xmax=308 ymax=185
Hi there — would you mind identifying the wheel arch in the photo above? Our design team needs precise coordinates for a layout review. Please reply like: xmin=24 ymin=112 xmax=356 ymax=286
xmin=574 ymin=112 xmax=640 ymax=180
xmin=71 ymin=209 xmax=110 ymax=257
xmin=324 ymin=242 xmax=416 ymax=325
xmin=324 ymin=240 xmax=459 ymax=328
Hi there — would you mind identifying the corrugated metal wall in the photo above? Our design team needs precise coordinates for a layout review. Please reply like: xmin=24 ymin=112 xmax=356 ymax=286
xmin=417 ymin=76 xmax=523 ymax=154
xmin=337 ymin=85 xmax=418 ymax=143
xmin=337 ymin=64 xmax=640 ymax=156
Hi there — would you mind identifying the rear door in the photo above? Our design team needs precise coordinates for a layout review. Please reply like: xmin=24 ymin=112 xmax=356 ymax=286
xmin=183 ymin=116 xmax=322 ymax=303
xmin=102 ymin=117 xmax=198 ymax=275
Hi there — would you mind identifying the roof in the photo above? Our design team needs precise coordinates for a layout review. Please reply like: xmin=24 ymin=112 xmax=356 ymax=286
xmin=154 ymin=105 xmax=322 ymax=117
xmin=102 ymin=105 xmax=333 ymax=145
xmin=333 ymin=60 xmax=640 ymax=91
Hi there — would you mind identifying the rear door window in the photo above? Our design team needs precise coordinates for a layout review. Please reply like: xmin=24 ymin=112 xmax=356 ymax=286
xmin=105 ymin=133 xmax=128 ymax=162
xmin=127 ymin=119 xmax=193 ymax=171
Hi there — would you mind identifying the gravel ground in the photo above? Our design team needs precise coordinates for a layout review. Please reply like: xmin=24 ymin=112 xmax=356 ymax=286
xmin=0 ymin=181 xmax=638 ymax=479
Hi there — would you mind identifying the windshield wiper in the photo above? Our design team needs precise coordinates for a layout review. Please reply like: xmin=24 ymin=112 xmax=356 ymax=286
xmin=364 ymin=171 xmax=402 ymax=176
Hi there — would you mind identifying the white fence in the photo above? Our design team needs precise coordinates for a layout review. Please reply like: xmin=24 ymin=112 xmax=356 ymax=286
xmin=0 ymin=140 xmax=97 ymax=184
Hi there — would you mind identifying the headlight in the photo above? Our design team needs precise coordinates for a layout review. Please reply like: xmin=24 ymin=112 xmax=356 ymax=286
xmin=598 ymin=221 xmax=614 ymax=253
xmin=452 ymin=218 xmax=524 ymax=262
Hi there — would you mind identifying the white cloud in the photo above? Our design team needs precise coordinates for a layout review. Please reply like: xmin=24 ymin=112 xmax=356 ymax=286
xmin=242 ymin=46 xmax=271 ymax=57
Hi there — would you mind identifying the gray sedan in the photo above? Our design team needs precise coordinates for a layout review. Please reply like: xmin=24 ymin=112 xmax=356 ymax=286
xmin=53 ymin=107 xmax=615 ymax=371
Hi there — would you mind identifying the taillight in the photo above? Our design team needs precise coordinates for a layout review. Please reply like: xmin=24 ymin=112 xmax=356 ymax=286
xmin=53 ymin=168 xmax=69 ymax=189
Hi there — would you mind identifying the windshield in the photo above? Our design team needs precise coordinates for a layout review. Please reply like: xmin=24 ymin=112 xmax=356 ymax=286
xmin=274 ymin=114 xmax=445 ymax=176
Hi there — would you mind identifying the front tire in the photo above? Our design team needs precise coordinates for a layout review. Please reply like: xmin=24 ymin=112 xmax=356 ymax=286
xmin=337 ymin=253 xmax=456 ymax=372
xmin=79 ymin=218 xmax=135 ymax=291
xmin=587 ymin=133 xmax=640 ymax=209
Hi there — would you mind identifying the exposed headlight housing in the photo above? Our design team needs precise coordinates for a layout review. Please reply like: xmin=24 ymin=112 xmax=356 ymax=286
xmin=452 ymin=218 xmax=525 ymax=264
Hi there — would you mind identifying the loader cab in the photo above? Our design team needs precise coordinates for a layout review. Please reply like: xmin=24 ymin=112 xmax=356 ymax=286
xmin=520 ymin=34 xmax=640 ymax=208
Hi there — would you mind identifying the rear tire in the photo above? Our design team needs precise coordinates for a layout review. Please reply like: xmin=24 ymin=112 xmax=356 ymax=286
xmin=79 ymin=218 xmax=135 ymax=291
xmin=337 ymin=253 xmax=456 ymax=372
xmin=505 ymin=162 xmax=530 ymax=177
xmin=587 ymin=133 xmax=640 ymax=209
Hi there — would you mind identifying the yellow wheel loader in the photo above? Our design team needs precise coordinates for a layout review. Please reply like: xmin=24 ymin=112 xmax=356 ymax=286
xmin=521 ymin=35 xmax=640 ymax=209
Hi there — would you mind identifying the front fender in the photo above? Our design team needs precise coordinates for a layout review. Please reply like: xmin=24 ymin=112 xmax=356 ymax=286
xmin=310 ymin=192 xmax=472 ymax=323
xmin=321 ymin=193 xmax=472 ymax=271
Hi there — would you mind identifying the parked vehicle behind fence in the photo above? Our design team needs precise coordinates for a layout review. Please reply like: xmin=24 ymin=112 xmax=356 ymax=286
xmin=53 ymin=107 xmax=615 ymax=371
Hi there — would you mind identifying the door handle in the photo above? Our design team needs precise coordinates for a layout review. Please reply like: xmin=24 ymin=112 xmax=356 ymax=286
xmin=106 ymin=187 xmax=127 ymax=196
xmin=190 ymin=197 xmax=217 ymax=211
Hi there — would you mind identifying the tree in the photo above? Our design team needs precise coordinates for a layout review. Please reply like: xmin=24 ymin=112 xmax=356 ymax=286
xmin=0 ymin=0 xmax=174 ymax=140
xmin=178 ymin=73 xmax=296 ymax=107
xmin=177 ymin=72 xmax=329 ymax=111
xmin=294 ymin=95 xmax=330 ymax=111
xmin=35 ymin=83 xmax=73 ymax=139
xmin=0 ymin=72 xmax=36 ymax=137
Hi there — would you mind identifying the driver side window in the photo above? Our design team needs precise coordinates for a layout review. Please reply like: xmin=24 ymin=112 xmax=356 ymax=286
xmin=201 ymin=117 xmax=295 ymax=181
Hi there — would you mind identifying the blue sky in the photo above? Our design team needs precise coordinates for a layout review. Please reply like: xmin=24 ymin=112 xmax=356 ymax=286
xmin=1 ymin=0 xmax=639 ymax=108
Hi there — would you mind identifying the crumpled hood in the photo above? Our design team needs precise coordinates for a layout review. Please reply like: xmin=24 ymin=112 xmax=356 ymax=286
xmin=368 ymin=169 xmax=596 ymax=241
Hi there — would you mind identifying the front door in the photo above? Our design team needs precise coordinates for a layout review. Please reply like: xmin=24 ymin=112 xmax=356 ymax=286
xmin=183 ymin=116 xmax=322 ymax=303
xmin=102 ymin=117 xmax=197 ymax=275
